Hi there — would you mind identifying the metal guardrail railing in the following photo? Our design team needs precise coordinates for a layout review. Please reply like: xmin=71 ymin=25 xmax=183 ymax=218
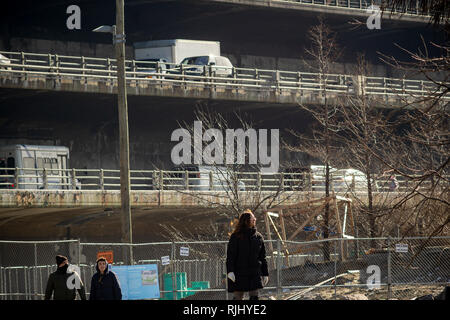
xmin=0 ymin=166 xmax=447 ymax=193
xmin=263 ymin=0 xmax=430 ymax=15
xmin=0 ymin=51 xmax=447 ymax=101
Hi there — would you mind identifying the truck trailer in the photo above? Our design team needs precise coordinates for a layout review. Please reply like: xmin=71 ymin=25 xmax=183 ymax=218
xmin=0 ymin=144 xmax=80 ymax=190
xmin=133 ymin=39 xmax=221 ymax=64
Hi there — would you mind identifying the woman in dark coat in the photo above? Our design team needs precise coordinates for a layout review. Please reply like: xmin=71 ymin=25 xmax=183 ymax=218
xmin=89 ymin=257 xmax=122 ymax=300
xmin=226 ymin=209 xmax=269 ymax=300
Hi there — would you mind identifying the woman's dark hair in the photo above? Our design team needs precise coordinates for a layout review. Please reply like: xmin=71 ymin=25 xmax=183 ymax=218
xmin=232 ymin=209 xmax=254 ymax=237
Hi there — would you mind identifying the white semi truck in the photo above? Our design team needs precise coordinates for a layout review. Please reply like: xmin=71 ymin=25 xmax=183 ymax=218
xmin=133 ymin=39 xmax=221 ymax=64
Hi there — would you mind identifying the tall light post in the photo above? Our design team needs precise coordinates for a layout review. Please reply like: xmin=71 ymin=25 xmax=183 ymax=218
xmin=93 ymin=0 xmax=133 ymax=265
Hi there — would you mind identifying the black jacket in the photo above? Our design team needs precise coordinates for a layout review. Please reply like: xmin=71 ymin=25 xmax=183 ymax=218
xmin=45 ymin=265 xmax=86 ymax=300
xmin=226 ymin=227 xmax=269 ymax=292
xmin=89 ymin=263 xmax=122 ymax=300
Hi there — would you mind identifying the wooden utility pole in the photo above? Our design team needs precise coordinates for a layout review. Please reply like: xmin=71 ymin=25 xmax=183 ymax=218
xmin=115 ymin=0 xmax=133 ymax=264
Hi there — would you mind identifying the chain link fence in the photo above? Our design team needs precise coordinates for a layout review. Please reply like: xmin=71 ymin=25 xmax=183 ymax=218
xmin=0 ymin=237 xmax=448 ymax=300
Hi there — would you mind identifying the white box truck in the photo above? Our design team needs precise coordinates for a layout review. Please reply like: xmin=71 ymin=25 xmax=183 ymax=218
xmin=133 ymin=39 xmax=221 ymax=64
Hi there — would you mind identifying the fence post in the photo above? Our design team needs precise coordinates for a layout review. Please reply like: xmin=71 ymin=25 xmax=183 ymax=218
xmin=185 ymin=170 xmax=189 ymax=190
xmin=308 ymin=171 xmax=312 ymax=192
xmin=71 ymin=168 xmax=77 ymax=190
xmin=107 ymin=58 xmax=112 ymax=86
xmin=171 ymin=242 xmax=177 ymax=300
xmin=55 ymin=54 xmax=60 ymax=83
xmin=20 ymin=52 xmax=26 ymax=80
xmin=180 ymin=64 xmax=185 ymax=89
xmin=232 ymin=67 xmax=238 ymax=93
xmin=77 ymin=239 xmax=81 ymax=267
xmin=34 ymin=243 xmax=38 ymax=300
xmin=100 ymin=169 xmax=105 ymax=190
xmin=131 ymin=59 xmax=136 ymax=81
xmin=130 ymin=243 xmax=134 ymax=266
xmin=24 ymin=266 xmax=28 ymax=300
xmin=209 ymin=171 xmax=213 ymax=190
xmin=276 ymin=239 xmax=281 ymax=299
xmin=159 ymin=170 xmax=164 ymax=191
xmin=81 ymin=56 xmax=86 ymax=84
xmin=0 ymin=267 xmax=3 ymax=300
xmin=356 ymin=229 xmax=360 ymax=260
xmin=224 ymin=242 xmax=229 ymax=300
xmin=14 ymin=168 xmax=19 ymax=189
xmin=275 ymin=70 xmax=280 ymax=94
xmin=387 ymin=236 xmax=392 ymax=300
xmin=334 ymin=240 xmax=337 ymax=300
xmin=43 ymin=169 xmax=48 ymax=189
xmin=257 ymin=172 xmax=261 ymax=192
xmin=47 ymin=53 xmax=52 ymax=70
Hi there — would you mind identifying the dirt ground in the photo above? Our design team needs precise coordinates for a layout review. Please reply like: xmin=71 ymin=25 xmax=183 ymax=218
xmin=259 ymin=272 xmax=447 ymax=300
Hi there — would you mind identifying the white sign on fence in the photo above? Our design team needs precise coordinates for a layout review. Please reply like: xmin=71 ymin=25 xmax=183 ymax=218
xmin=180 ymin=247 xmax=190 ymax=257
xmin=395 ymin=243 xmax=408 ymax=253
xmin=161 ymin=256 xmax=170 ymax=266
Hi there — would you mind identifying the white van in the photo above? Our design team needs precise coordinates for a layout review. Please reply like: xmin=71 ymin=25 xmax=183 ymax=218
xmin=310 ymin=165 xmax=372 ymax=192
xmin=0 ymin=53 xmax=11 ymax=70
xmin=332 ymin=168 xmax=369 ymax=192
xmin=177 ymin=55 xmax=233 ymax=77
xmin=0 ymin=144 xmax=80 ymax=190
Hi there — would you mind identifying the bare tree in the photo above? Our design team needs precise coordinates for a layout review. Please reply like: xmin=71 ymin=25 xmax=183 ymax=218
xmin=286 ymin=17 xmax=344 ymax=260
xmin=333 ymin=54 xmax=406 ymax=246
xmin=368 ymin=13 xmax=450 ymax=238
xmin=162 ymin=102 xmax=296 ymax=241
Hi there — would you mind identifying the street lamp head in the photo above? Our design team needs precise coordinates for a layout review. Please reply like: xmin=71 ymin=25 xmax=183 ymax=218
xmin=92 ymin=25 xmax=114 ymax=33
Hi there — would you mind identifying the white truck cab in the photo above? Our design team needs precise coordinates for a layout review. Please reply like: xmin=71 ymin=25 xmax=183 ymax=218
xmin=179 ymin=55 xmax=233 ymax=77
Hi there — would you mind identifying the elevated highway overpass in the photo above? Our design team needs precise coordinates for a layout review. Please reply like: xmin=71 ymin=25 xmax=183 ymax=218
xmin=1 ymin=51 xmax=446 ymax=107
xmin=206 ymin=0 xmax=432 ymax=23
xmin=0 ymin=167 xmax=440 ymax=242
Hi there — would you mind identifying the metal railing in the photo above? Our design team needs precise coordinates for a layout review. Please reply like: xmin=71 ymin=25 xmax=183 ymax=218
xmin=223 ymin=0 xmax=432 ymax=17
xmin=0 ymin=51 xmax=447 ymax=101
xmin=0 ymin=237 xmax=448 ymax=300
xmin=0 ymin=167 xmax=447 ymax=193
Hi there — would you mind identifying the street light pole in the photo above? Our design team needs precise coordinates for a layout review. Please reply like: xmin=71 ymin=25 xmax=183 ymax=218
xmin=115 ymin=0 xmax=133 ymax=265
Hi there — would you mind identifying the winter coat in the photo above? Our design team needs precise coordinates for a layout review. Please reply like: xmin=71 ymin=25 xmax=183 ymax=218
xmin=226 ymin=227 xmax=269 ymax=292
xmin=89 ymin=263 xmax=122 ymax=300
xmin=45 ymin=265 xmax=86 ymax=300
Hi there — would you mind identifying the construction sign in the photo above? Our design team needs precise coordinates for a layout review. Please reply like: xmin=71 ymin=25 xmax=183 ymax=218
xmin=97 ymin=251 xmax=114 ymax=264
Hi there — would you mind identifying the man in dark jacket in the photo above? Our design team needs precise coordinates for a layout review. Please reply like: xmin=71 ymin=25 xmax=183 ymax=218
xmin=45 ymin=255 xmax=86 ymax=300
xmin=89 ymin=257 xmax=122 ymax=300
xmin=226 ymin=209 xmax=269 ymax=300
